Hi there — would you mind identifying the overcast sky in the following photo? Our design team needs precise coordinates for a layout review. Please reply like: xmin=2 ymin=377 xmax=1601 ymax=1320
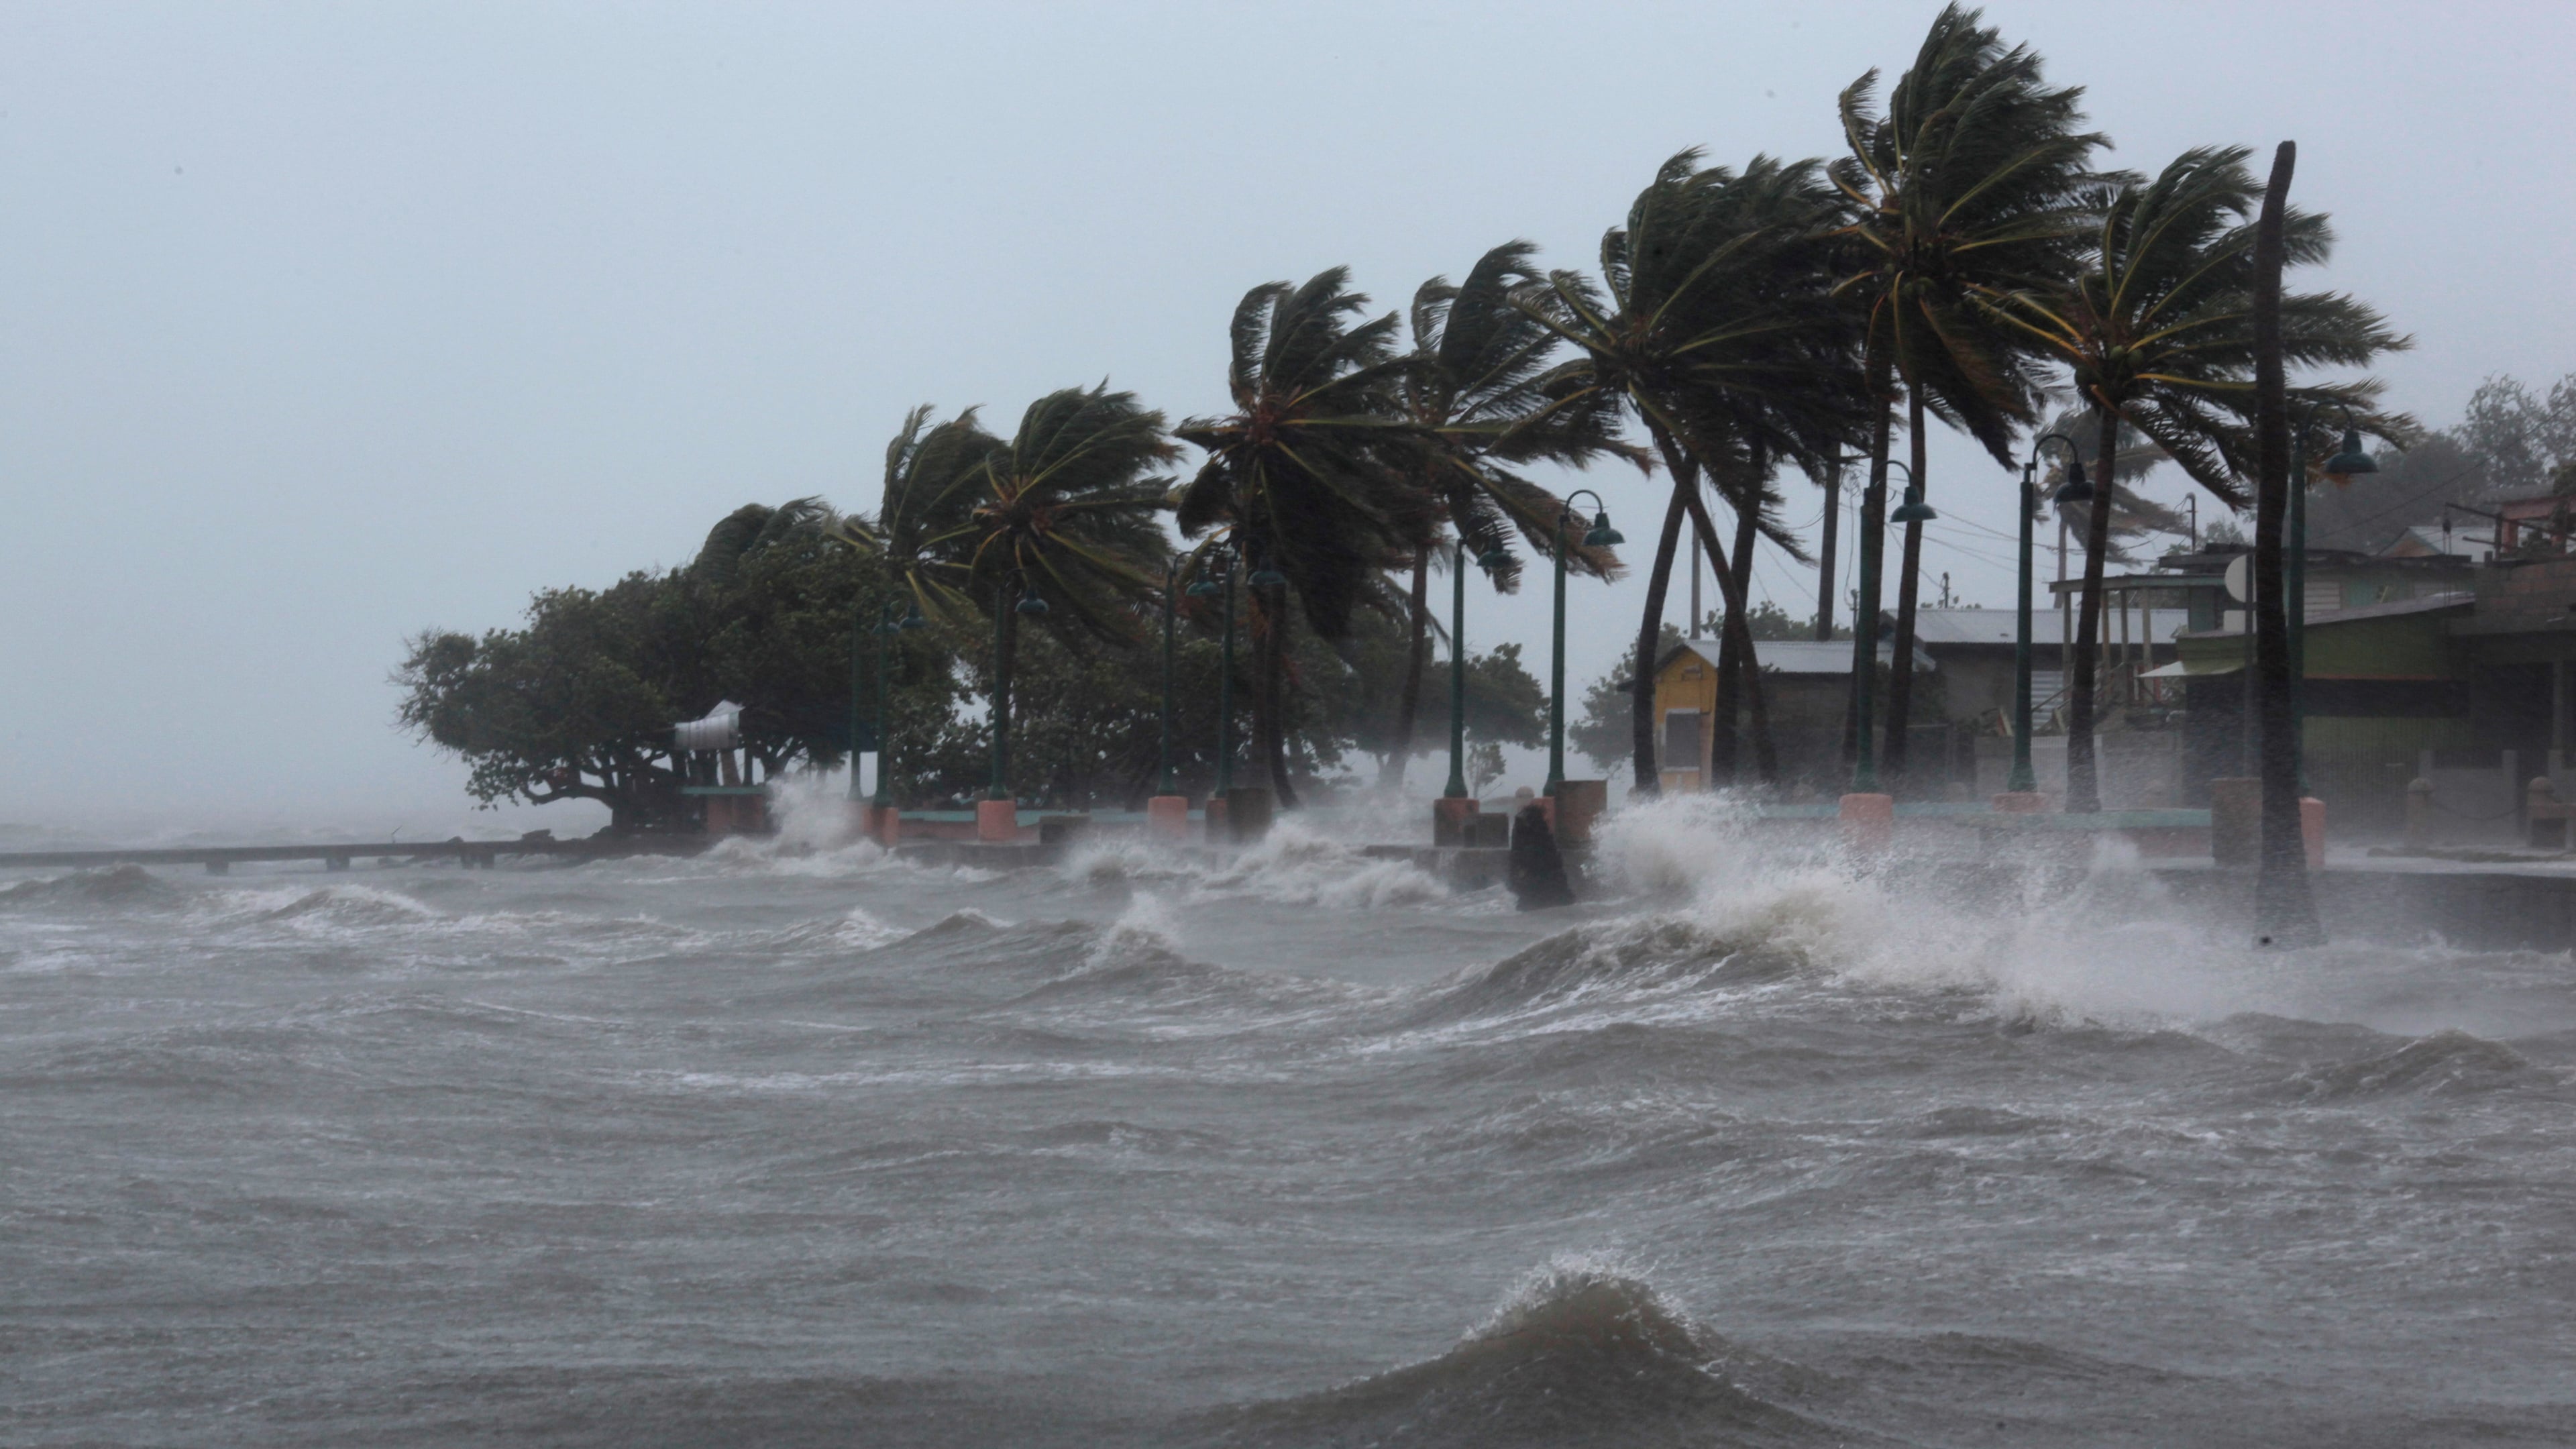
xmin=5 ymin=1 xmax=2571 ymax=839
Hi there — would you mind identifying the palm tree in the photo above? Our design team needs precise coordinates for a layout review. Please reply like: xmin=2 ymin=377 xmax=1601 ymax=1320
xmin=837 ymin=389 xmax=1177 ymax=802
xmin=1517 ymin=152 xmax=1862 ymax=792
xmin=1988 ymin=146 xmax=2411 ymax=810
xmin=1176 ymin=268 xmax=1432 ymax=808
xmin=831 ymin=404 xmax=1008 ymax=620
xmin=1831 ymin=3 xmax=2104 ymax=786
xmin=1383 ymin=241 xmax=1636 ymax=788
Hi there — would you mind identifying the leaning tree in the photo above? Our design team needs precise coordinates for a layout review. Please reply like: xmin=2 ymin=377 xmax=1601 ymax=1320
xmin=1175 ymin=268 xmax=1434 ymax=808
xmin=1517 ymin=151 xmax=1864 ymax=792
xmin=1988 ymin=145 xmax=2411 ymax=811
xmin=1831 ymin=3 xmax=2104 ymax=786
xmin=1383 ymin=240 xmax=1635 ymax=787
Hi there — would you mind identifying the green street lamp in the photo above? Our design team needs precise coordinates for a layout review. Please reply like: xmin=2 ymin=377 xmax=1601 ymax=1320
xmin=2012 ymin=435 xmax=2086 ymax=792
xmin=1157 ymin=557 xmax=1181 ymax=797
xmin=1851 ymin=461 xmax=1917 ymax=792
xmin=865 ymin=600 xmax=925 ymax=809
xmin=1548 ymin=492 xmax=1621 ymax=796
xmin=987 ymin=572 xmax=1049 ymax=803
xmin=1444 ymin=536 xmax=1509 ymax=800
xmin=1186 ymin=545 xmax=1237 ymax=796
xmin=847 ymin=593 xmax=873 ymax=803
xmin=2290 ymin=404 xmax=2376 ymax=788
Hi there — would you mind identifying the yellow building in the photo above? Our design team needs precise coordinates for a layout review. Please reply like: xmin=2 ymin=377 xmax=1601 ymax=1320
xmin=1650 ymin=637 xmax=1931 ymax=792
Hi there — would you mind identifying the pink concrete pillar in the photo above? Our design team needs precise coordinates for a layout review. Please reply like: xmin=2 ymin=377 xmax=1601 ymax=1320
xmin=1432 ymin=796 xmax=1480 ymax=847
xmin=1146 ymin=796 xmax=1190 ymax=843
xmin=2300 ymin=796 xmax=2325 ymax=871
xmin=1839 ymin=792 xmax=1894 ymax=854
xmin=866 ymin=804 xmax=902 ymax=847
xmin=1204 ymin=796 xmax=1229 ymax=841
xmin=975 ymin=799 xmax=1019 ymax=843
xmin=1990 ymin=791 xmax=2049 ymax=814
xmin=1552 ymin=780 xmax=1608 ymax=843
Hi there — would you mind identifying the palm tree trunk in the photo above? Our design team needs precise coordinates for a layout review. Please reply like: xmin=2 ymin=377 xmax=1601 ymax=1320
xmin=1710 ymin=546 xmax=1741 ymax=788
xmin=1255 ymin=593 xmax=1301 ymax=810
xmin=1682 ymin=486 xmax=1778 ymax=788
xmin=1383 ymin=553 xmax=1431 ymax=790
xmin=1629 ymin=453 xmax=1697 ymax=796
xmin=1815 ymin=455 xmax=1841 ymax=641
xmin=1885 ymin=388 xmax=1928 ymax=788
xmin=2065 ymin=405 xmax=2121 ymax=812
xmin=2251 ymin=140 xmax=2320 ymax=945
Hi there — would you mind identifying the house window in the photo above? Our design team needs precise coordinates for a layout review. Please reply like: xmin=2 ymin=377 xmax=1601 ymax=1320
xmin=1662 ymin=710 xmax=1703 ymax=770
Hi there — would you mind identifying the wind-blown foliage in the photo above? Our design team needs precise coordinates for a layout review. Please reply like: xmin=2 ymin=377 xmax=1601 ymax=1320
xmin=1176 ymin=268 xmax=1434 ymax=806
xmin=846 ymin=386 xmax=1177 ymax=800
xmin=1831 ymin=2 xmax=2106 ymax=782
xmin=1517 ymin=150 xmax=1862 ymax=790
xmin=1990 ymin=145 xmax=2412 ymax=809
xmin=399 ymin=501 xmax=972 ymax=830
xmin=1381 ymin=241 xmax=1635 ymax=785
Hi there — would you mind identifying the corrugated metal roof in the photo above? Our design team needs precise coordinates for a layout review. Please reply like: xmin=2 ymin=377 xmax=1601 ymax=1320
xmin=1908 ymin=606 xmax=2192 ymax=645
xmin=1662 ymin=637 xmax=1933 ymax=677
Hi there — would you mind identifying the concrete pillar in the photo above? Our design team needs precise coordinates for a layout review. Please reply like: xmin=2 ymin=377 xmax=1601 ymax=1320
xmin=1224 ymin=786 xmax=1275 ymax=843
xmin=1205 ymin=795 xmax=1229 ymax=841
xmin=1552 ymin=780 xmax=1608 ymax=844
xmin=2210 ymin=777 xmax=2260 ymax=868
xmin=2300 ymin=797 xmax=2326 ymax=870
xmin=1990 ymin=791 xmax=2049 ymax=814
xmin=2529 ymin=777 xmax=2563 ymax=851
xmin=1838 ymin=792 xmax=1894 ymax=854
xmin=1146 ymin=795 xmax=1190 ymax=843
xmin=866 ymin=804 xmax=902 ymax=848
xmin=2405 ymin=777 xmax=2434 ymax=848
xmin=1432 ymin=796 xmax=1481 ymax=847
xmin=975 ymin=798 xmax=1018 ymax=843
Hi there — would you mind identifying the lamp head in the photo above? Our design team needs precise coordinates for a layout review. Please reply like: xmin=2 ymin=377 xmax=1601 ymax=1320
xmin=1475 ymin=546 xmax=1510 ymax=571
xmin=1014 ymin=592 xmax=1051 ymax=616
xmin=2324 ymin=427 xmax=2377 ymax=485
xmin=1581 ymin=510 xmax=1623 ymax=548
xmin=1248 ymin=564 xmax=1288 ymax=588
xmin=1890 ymin=492 xmax=1938 ymax=524
xmin=900 ymin=606 xmax=927 ymax=631
xmin=2051 ymin=456 xmax=2094 ymax=506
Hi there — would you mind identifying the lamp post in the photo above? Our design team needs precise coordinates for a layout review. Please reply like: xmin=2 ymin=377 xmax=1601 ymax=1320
xmin=1157 ymin=559 xmax=1179 ymax=798
xmin=1851 ymin=464 xmax=1926 ymax=790
xmin=2014 ymin=435 xmax=2088 ymax=793
xmin=1186 ymin=545 xmax=1236 ymax=797
xmin=847 ymin=594 xmax=871 ymax=803
xmin=2290 ymin=404 xmax=2377 ymax=787
xmin=1548 ymin=492 xmax=1621 ymax=796
xmin=988 ymin=572 xmax=1049 ymax=802
xmin=1444 ymin=537 xmax=1508 ymax=800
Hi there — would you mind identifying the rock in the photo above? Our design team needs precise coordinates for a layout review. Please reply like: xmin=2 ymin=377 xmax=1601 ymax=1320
xmin=1508 ymin=804 xmax=1577 ymax=911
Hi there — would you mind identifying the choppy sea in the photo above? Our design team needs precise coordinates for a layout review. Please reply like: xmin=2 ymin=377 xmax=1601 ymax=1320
xmin=4 ymin=793 xmax=2572 ymax=1446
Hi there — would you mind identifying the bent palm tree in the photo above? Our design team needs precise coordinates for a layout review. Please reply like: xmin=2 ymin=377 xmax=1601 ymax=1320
xmin=1831 ymin=3 xmax=2104 ymax=785
xmin=836 ymin=390 xmax=1177 ymax=802
xmin=831 ymin=405 xmax=1008 ymax=623
xmin=1517 ymin=152 xmax=1862 ymax=792
xmin=1989 ymin=145 xmax=2411 ymax=810
xmin=1176 ymin=268 xmax=1432 ymax=808
xmin=1384 ymin=241 xmax=1635 ymax=787
xmin=953 ymin=385 xmax=1179 ymax=801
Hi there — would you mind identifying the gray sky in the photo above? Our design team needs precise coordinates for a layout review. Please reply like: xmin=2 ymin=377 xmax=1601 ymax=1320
xmin=5 ymin=1 xmax=2571 ymax=837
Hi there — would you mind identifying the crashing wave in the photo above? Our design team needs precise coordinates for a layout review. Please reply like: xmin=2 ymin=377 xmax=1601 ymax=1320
xmin=0 ymin=864 xmax=176 ymax=910
xmin=1205 ymin=1256 xmax=1834 ymax=1447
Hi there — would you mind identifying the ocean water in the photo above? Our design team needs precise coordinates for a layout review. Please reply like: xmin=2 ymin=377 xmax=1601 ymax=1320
xmin=3 ymin=796 xmax=2573 ymax=1447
